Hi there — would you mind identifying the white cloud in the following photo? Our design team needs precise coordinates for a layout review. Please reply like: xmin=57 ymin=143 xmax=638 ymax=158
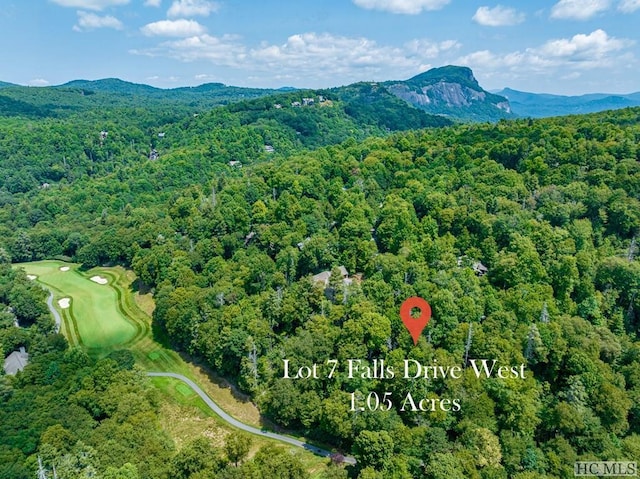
xmin=473 ymin=5 xmax=525 ymax=26
xmin=550 ymin=0 xmax=611 ymax=20
xmin=458 ymin=29 xmax=633 ymax=77
xmin=132 ymin=32 xmax=461 ymax=86
xmin=144 ymin=0 xmax=161 ymax=6
xmin=141 ymin=19 xmax=206 ymax=37
xmin=73 ymin=10 xmax=123 ymax=31
xmin=403 ymin=39 xmax=461 ymax=58
xmin=132 ymin=34 xmax=245 ymax=66
xmin=537 ymin=29 xmax=632 ymax=65
xmin=194 ymin=73 xmax=221 ymax=82
xmin=352 ymin=0 xmax=450 ymax=15
xmin=618 ymin=0 xmax=640 ymax=11
xmin=28 ymin=79 xmax=50 ymax=87
xmin=249 ymin=33 xmax=415 ymax=75
xmin=167 ymin=0 xmax=218 ymax=17
xmin=50 ymin=0 xmax=129 ymax=10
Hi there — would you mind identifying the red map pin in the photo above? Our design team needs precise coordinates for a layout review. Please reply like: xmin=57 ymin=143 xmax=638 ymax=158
xmin=400 ymin=297 xmax=432 ymax=346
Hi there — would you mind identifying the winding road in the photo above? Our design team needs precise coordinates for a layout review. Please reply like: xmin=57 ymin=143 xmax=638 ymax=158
xmin=40 ymin=279 xmax=355 ymax=465
xmin=147 ymin=372 xmax=356 ymax=465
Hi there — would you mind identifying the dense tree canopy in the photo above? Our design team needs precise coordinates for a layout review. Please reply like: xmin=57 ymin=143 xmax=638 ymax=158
xmin=2 ymin=81 xmax=640 ymax=478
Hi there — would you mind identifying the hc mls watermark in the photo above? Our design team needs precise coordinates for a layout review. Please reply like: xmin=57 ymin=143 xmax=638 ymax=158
xmin=575 ymin=462 xmax=637 ymax=477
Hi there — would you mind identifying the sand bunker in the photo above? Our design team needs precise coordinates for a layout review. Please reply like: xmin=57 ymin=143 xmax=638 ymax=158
xmin=59 ymin=266 xmax=70 ymax=272
xmin=90 ymin=275 xmax=108 ymax=285
xmin=26 ymin=275 xmax=37 ymax=280
xmin=58 ymin=298 xmax=71 ymax=309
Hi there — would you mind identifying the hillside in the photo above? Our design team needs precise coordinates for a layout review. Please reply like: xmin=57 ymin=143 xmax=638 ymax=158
xmin=6 ymin=70 xmax=640 ymax=124
xmin=2 ymin=71 xmax=640 ymax=478
xmin=384 ymin=65 xmax=514 ymax=122
xmin=0 ymin=80 xmax=283 ymax=119
xmin=0 ymin=81 xmax=451 ymax=196
xmin=0 ymin=67 xmax=510 ymax=124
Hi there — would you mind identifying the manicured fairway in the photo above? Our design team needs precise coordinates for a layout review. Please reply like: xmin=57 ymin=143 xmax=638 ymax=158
xmin=17 ymin=261 xmax=138 ymax=349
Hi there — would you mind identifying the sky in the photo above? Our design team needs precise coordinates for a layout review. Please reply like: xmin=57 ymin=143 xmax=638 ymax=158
xmin=2 ymin=0 xmax=640 ymax=94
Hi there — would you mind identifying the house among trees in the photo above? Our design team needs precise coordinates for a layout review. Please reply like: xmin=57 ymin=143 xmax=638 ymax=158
xmin=472 ymin=261 xmax=488 ymax=276
xmin=244 ymin=231 xmax=256 ymax=246
xmin=3 ymin=347 xmax=28 ymax=375
xmin=296 ymin=237 xmax=311 ymax=250
xmin=312 ymin=266 xmax=351 ymax=286
xmin=457 ymin=256 xmax=489 ymax=276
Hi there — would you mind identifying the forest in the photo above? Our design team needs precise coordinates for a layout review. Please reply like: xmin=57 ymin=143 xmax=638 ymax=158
xmin=1 ymin=81 xmax=640 ymax=478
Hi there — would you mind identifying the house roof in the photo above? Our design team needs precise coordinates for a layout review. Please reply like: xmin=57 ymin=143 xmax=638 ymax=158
xmin=312 ymin=266 xmax=350 ymax=286
xmin=3 ymin=348 xmax=28 ymax=375
xmin=312 ymin=271 xmax=332 ymax=285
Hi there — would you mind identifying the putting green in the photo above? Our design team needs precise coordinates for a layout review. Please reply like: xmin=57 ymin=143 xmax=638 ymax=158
xmin=17 ymin=261 xmax=137 ymax=350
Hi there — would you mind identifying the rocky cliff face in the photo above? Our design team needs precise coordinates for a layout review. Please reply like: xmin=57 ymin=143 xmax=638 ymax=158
xmin=384 ymin=66 xmax=513 ymax=122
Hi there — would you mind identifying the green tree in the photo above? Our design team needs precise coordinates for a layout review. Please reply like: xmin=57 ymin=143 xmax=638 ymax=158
xmin=170 ymin=437 xmax=225 ymax=479
xmin=252 ymin=444 xmax=309 ymax=479
xmin=352 ymin=430 xmax=394 ymax=471
xmin=224 ymin=432 xmax=252 ymax=466
xmin=376 ymin=195 xmax=417 ymax=254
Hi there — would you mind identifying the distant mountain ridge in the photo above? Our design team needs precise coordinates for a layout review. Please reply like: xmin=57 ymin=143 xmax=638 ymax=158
xmin=496 ymin=87 xmax=640 ymax=118
xmin=0 ymin=78 xmax=285 ymax=119
xmin=0 ymin=68 xmax=507 ymax=123
xmin=59 ymin=78 xmax=161 ymax=94
xmin=53 ymin=68 xmax=509 ymax=122
xmin=57 ymin=77 xmax=282 ymax=100
xmin=4 ymin=67 xmax=638 ymax=123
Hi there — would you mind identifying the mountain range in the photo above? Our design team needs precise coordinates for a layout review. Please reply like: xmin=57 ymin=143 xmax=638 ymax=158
xmin=494 ymin=87 xmax=640 ymax=118
xmin=1 ymin=66 xmax=639 ymax=123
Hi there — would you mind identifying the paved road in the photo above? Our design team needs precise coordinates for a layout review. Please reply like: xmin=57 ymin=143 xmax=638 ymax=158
xmin=39 ymin=283 xmax=355 ymax=465
xmin=46 ymin=291 xmax=62 ymax=333
xmin=147 ymin=372 xmax=356 ymax=465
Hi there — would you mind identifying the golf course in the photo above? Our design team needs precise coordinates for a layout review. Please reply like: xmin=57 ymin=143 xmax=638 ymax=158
xmin=14 ymin=260 xmax=350 ymax=473
xmin=18 ymin=260 xmax=144 ymax=351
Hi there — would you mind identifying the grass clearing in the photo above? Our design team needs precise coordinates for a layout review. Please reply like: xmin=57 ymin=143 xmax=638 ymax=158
xmin=176 ymin=383 xmax=194 ymax=397
xmin=151 ymin=376 xmax=331 ymax=475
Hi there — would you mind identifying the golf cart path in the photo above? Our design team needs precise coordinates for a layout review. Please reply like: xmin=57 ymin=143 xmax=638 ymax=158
xmin=37 ymin=274 xmax=355 ymax=465
xmin=147 ymin=372 xmax=356 ymax=465
xmin=46 ymin=291 xmax=62 ymax=333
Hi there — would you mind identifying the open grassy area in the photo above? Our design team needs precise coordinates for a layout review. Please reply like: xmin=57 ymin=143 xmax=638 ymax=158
xmin=16 ymin=260 xmax=334 ymax=476
xmin=151 ymin=376 xmax=331 ymax=477
xmin=17 ymin=261 xmax=139 ymax=350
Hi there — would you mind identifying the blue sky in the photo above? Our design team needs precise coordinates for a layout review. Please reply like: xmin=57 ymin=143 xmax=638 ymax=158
xmin=2 ymin=0 xmax=639 ymax=94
